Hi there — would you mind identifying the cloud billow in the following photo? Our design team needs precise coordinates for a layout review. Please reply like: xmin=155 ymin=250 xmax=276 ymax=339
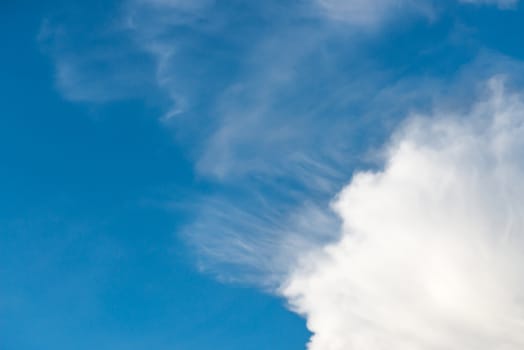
xmin=282 ymin=78 xmax=524 ymax=349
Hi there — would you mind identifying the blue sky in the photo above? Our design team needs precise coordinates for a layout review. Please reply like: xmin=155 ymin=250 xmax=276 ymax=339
xmin=3 ymin=1 xmax=524 ymax=349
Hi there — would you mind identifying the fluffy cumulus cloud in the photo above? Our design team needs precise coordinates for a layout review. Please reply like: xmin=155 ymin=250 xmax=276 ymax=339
xmin=282 ymin=78 xmax=524 ymax=349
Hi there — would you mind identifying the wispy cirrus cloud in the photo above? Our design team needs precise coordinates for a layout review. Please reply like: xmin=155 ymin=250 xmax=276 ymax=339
xmin=312 ymin=0 xmax=519 ymax=28
xmin=183 ymin=53 xmax=524 ymax=283
xmin=39 ymin=0 xmax=519 ymax=115
xmin=38 ymin=13 xmax=157 ymax=103
xmin=39 ymin=0 xmax=524 ymax=270
xmin=459 ymin=0 xmax=518 ymax=9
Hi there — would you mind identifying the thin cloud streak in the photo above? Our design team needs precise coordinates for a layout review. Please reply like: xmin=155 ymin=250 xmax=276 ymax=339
xmin=459 ymin=0 xmax=518 ymax=9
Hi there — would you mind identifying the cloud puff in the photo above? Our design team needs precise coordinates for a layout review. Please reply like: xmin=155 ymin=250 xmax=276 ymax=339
xmin=282 ymin=78 xmax=524 ymax=349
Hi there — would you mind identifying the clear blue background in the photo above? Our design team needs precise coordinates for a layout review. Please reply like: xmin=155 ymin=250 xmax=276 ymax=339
xmin=0 ymin=2 xmax=309 ymax=349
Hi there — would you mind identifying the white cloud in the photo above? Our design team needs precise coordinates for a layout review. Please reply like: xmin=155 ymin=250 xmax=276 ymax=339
xmin=282 ymin=78 xmax=524 ymax=349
